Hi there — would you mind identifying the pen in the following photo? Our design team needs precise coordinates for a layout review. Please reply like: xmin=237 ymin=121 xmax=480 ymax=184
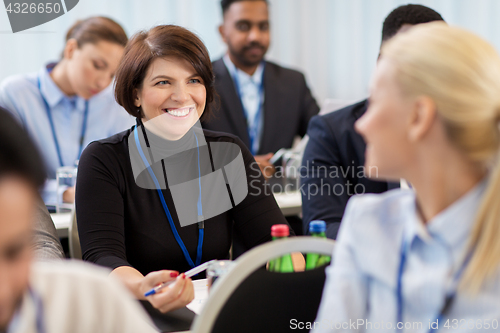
xmin=144 ymin=260 xmax=216 ymax=297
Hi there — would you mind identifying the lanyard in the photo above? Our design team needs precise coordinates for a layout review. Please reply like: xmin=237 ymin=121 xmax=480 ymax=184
xmin=8 ymin=288 xmax=46 ymax=333
xmin=30 ymin=288 xmax=45 ymax=333
xmin=396 ymin=238 xmax=473 ymax=332
xmin=10 ymin=288 xmax=46 ymax=333
xmin=133 ymin=121 xmax=204 ymax=268
xmin=231 ymin=63 xmax=265 ymax=155
xmin=37 ymin=76 xmax=89 ymax=167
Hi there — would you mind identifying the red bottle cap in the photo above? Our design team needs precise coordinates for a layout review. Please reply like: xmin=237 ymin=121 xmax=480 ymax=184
xmin=271 ymin=224 xmax=289 ymax=237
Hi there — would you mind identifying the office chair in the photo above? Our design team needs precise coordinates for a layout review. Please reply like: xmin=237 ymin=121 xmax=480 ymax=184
xmin=191 ymin=237 xmax=335 ymax=333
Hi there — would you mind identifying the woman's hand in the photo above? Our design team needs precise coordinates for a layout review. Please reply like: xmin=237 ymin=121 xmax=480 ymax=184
xmin=141 ymin=270 xmax=195 ymax=313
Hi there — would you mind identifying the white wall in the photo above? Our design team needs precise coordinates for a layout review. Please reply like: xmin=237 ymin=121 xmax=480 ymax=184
xmin=1 ymin=0 xmax=500 ymax=107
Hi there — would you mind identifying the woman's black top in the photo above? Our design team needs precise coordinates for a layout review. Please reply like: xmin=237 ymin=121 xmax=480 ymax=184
xmin=76 ymin=126 xmax=289 ymax=275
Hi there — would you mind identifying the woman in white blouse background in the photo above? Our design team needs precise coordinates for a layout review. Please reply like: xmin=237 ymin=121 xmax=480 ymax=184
xmin=314 ymin=22 xmax=500 ymax=332
xmin=0 ymin=17 xmax=134 ymax=207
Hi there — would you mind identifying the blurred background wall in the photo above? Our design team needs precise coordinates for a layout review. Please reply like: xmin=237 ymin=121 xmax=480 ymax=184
xmin=1 ymin=0 xmax=500 ymax=107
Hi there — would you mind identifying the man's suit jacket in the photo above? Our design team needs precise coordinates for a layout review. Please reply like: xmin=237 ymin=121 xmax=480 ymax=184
xmin=300 ymin=99 xmax=398 ymax=239
xmin=202 ymin=58 xmax=320 ymax=155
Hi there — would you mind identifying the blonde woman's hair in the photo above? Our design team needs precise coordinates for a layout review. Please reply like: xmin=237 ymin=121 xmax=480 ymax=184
xmin=381 ymin=22 xmax=500 ymax=293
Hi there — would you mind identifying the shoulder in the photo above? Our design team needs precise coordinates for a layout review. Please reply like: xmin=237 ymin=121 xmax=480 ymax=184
xmin=0 ymin=72 xmax=38 ymax=96
xmin=331 ymin=190 xmax=414 ymax=287
xmin=212 ymin=58 xmax=227 ymax=76
xmin=30 ymin=261 xmax=119 ymax=303
xmin=321 ymin=99 xmax=368 ymax=128
xmin=30 ymin=261 xmax=155 ymax=331
xmin=0 ymin=72 xmax=37 ymax=90
xmin=340 ymin=189 xmax=414 ymax=241
xmin=307 ymin=99 xmax=367 ymax=140
xmin=31 ymin=260 xmax=112 ymax=286
xmin=81 ymin=128 xmax=132 ymax=163
xmin=212 ymin=57 xmax=224 ymax=67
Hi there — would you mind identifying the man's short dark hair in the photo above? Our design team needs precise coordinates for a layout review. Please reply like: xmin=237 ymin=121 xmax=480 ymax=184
xmin=382 ymin=4 xmax=444 ymax=42
xmin=0 ymin=108 xmax=46 ymax=189
xmin=221 ymin=0 xmax=268 ymax=15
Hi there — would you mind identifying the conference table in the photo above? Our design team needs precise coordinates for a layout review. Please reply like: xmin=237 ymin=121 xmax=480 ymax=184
xmin=51 ymin=191 xmax=302 ymax=238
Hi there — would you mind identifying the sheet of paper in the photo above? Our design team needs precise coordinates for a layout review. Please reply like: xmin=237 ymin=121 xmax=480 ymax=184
xmin=186 ymin=278 xmax=209 ymax=315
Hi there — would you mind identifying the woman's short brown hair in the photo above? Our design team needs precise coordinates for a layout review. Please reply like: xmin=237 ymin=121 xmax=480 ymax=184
xmin=114 ymin=25 xmax=215 ymax=120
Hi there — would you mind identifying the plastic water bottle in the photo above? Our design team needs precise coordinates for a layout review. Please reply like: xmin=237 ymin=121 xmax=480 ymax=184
xmin=306 ymin=220 xmax=331 ymax=270
xmin=268 ymin=224 xmax=294 ymax=273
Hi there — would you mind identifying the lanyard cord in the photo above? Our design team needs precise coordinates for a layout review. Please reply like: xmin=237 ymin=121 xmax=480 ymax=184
xmin=37 ymin=76 xmax=89 ymax=167
xmin=231 ymin=63 xmax=265 ymax=155
xmin=396 ymin=238 xmax=473 ymax=332
xmin=28 ymin=287 xmax=45 ymax=333
xmin=133 ymin=121 xmax=203 ymax=268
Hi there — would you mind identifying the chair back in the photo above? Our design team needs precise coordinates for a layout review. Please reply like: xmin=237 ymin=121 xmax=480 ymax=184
xmin=190 ymin=237 xmax=335 ymax=333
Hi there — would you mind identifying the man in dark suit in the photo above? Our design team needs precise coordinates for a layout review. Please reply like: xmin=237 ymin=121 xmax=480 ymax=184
xmin=203 ymin=0 xmax=319 ymax=177
xmin=301 ymin=4 xmax=445 ymax=239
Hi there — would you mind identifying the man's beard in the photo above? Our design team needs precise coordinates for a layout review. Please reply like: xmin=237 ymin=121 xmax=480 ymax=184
xmin=230 ymin=41 xmax=267 ymax=67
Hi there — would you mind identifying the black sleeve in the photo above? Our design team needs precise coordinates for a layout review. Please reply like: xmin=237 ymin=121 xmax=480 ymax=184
xmin=229 ymin=136 xmax=292 ymax=249
xmin=298 ymin=73 xmax=320 ymax=137
xmin=76 ymin=142 xmax=131 ymax=270
xmin=300 ymin=115 xmax=348 ymax=239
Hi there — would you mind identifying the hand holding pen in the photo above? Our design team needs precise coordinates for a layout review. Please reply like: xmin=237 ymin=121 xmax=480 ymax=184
xmin=144 ymin=260 xmax=216 ymax=297
xmin=140 ymin=269 xmax=194 ymax=313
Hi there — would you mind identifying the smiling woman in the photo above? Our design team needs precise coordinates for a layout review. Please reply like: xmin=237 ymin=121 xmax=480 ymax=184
xmin=135 ymin=56 xmax=207 ymax=141
xmin=76 ymin=24 xmax=294 ymax=315
xmin=0 ymin=16 xmax=135 ymax=207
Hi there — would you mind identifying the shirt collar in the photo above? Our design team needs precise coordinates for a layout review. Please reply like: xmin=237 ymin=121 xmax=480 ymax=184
xmin=38 ymin=64 xmax=85 ymax=111
xmin=405 ymin=177 xmax=488 ymax=254
xmin=427 ymin=177 xmax=487 ymax=251
xmin=223 ymin=53 xmax=264 ymax=86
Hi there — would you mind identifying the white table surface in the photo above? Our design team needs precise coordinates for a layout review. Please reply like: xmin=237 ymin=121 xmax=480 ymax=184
xmin=273 ymin=191 xmax=302 ymax=216
xmin=51 ymin=212 xmax=72 ymax=238
xmin=51 ymin=191 xmax=302 ymax=235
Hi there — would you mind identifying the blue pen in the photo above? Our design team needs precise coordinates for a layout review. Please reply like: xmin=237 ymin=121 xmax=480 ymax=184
xmin=144 ymin=260 xmax=216 ymax=297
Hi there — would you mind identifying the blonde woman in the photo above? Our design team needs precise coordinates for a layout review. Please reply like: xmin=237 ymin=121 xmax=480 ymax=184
xmin=314 ymin=22 xmax=500 ymax=332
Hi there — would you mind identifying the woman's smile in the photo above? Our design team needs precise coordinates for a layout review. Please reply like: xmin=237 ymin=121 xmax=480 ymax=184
xmin=164 ymin=104 xmax=196 ymax=118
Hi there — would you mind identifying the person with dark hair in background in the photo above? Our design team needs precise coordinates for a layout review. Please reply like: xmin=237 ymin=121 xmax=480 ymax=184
xmin=202 ymin=0 xmax=320 ymax=178
xmin=0 ymin=16 xmax=134 ymax=207
xmin=76 ymin=24 xmax=301 ymax=315
xmin=300 ymin=4 xmax=444 ymax=239
xmin=0 ymin=108 xmax=157 ymax=333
